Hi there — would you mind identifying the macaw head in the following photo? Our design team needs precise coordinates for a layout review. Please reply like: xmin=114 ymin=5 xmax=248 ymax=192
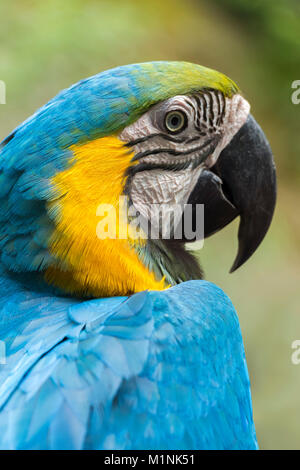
xmin=0 ymin=62 xmax=276 ymax=297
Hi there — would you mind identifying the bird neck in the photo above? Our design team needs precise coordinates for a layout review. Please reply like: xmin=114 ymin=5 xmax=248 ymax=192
xmin=45 ymin=135 xmax=166 ymax=297
xmin=136 ymin=239 xmax=204 ymax=286
xmin=43 ymin=135 xmax=203 ymax=298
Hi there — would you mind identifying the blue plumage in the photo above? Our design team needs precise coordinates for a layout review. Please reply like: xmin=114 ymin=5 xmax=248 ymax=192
xmin=0 ymin=272 xmax=257 ymax=449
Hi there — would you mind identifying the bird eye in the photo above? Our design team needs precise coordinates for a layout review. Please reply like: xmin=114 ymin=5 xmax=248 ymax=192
xmin=164 ymin=110 xmax=187 ymax=134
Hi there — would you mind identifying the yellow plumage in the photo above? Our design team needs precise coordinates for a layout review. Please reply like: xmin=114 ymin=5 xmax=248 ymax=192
xmin=46 ymin=136 xmax=166 ymax=297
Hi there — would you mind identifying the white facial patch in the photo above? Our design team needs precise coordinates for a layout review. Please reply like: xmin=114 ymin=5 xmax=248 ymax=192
xmin=119 ymin=92 xmax=250 ymax=228
xmin=129 ymin=166 xmax=203 ymax=230
xmin=207 ymin=93 xmax=250 ymax=167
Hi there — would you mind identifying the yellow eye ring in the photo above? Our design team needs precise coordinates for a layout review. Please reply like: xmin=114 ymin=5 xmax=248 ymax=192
xmin=165 ymin=110 xmax=187 ymax=134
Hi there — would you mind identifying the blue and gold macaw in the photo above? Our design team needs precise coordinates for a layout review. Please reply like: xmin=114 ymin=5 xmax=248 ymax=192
xmin=0 ymin=62 xmax=276 ymax=450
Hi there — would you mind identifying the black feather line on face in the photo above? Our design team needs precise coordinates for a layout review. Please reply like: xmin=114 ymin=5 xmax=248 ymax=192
xmin=125 ymin=133 xmax=186 ymax=147
xmin=130 ymin=137 xmax=218 ymax=163
xmin=207 ymin=92 xmax=214 ymax=128
xmin=219 ymin=93 xmax=226 ymax=125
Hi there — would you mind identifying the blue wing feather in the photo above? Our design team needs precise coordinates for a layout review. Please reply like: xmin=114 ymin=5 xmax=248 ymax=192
xmin=0 ymin=273 xmax=257 ymax=450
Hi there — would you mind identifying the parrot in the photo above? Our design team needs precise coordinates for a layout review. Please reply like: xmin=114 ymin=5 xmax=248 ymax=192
xmin=0 ymin=62 xmax=276 ymax=450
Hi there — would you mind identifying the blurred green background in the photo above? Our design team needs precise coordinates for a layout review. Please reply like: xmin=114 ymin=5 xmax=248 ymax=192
xmin=0 ymin=0 xmax=299 ymax=450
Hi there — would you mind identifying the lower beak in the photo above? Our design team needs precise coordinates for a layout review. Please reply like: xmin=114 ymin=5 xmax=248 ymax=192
xmin=187 ymin=114 xmax=277 ymax=272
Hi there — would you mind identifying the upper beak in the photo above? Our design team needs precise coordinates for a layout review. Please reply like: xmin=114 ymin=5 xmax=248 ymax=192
xmin=187 ymin=114 xmax=277 ymax=272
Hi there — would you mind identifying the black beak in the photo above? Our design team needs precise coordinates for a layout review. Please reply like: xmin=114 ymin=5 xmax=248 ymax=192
xmin=186 ymin=114 xmax=277 ymax=272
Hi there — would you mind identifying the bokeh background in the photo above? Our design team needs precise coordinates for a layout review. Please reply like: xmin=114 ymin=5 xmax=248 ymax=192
xmin=0 ymin=0 xmax=299 ymax=449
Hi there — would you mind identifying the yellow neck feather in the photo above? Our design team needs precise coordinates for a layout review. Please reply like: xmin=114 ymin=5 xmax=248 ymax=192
xmin=46 ymin=135 xmax=166 ymax=297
